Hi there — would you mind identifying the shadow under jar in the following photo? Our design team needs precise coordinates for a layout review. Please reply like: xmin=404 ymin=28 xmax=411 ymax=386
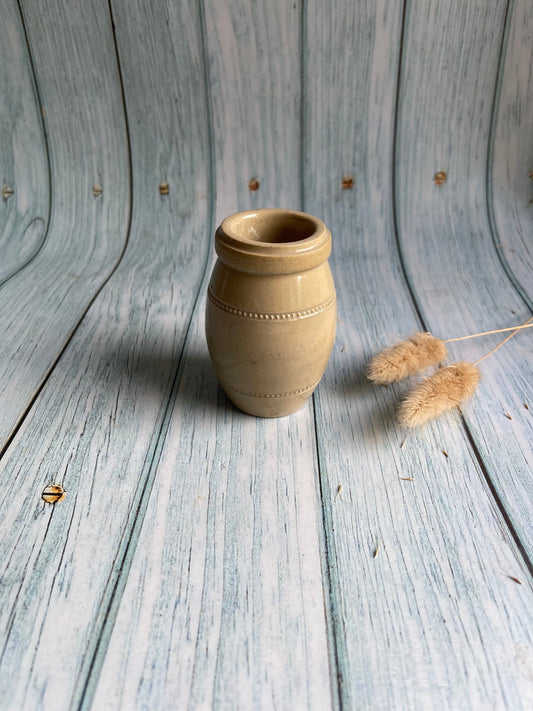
xmin=205 ymin=209 xmax=336 ymax=417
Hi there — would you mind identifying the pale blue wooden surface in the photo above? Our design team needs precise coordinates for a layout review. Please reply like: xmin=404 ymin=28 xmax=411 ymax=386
xmin=491 ymin=0 xmax=533 ymax=305
xmin=395 ymin=0 xmax=533 ymax=558
xmin=0 ymin=1 xmax=48 ymax=286
xmin=0 ymin=0 xmax=532 ymax=709
xmin=0 ymin=0 xmax=130 ymax=452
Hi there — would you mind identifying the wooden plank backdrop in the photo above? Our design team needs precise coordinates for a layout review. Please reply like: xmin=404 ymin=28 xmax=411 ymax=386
xmin=0 ymin=0 xmax=532 ymax=709
xmin=0 ymin=0 xmax=210 ymax=708
xmin=0 ymin=0 xmax=129 ymax=453
xmin=0 ymin=1 xmax=48 ymax=286
xmin=305 ymin=0 xmax=533 ymax=709
xmin=90 ymin=2 xmax=332 ymax=710
xmin=491 ymin=0 xmax=533 ymax=305
xmin=395 ymin=0 xmax=533 ymax=559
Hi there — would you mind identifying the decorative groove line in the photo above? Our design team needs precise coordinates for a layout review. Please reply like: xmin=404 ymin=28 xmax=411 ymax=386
xmin=223 ymin=379 xmax=320 ymax=399
xmin=208 ymin=288 xmax=336 ymax=321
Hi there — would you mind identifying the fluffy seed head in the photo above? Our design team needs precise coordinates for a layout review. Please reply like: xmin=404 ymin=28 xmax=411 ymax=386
xmin=367 ymin=332 xmax=447 ymax=384
xmin=399 ymin=361 xmax=481 ymax=428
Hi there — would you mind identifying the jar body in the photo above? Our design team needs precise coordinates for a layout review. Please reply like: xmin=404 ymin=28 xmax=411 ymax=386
xmin=205 ymin=209 xmax=336 ymax=417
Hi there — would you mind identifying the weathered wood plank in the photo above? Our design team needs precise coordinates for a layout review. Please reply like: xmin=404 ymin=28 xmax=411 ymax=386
xmin=89 ymin=2 xmax=333 ymax=709
xmin=0 ymin=0 xmax=129 ymax=451
xmin=490 ymin=0 xmax=533 ymax=304
xmin=91 ymin=311 xmax=332 ymax=711
xmin=0 ymin=0 xmax=212 ymax=708
xmin=1 ymin=1 xmax=531 ymax=710
xmin=0 ymin=0 xmax=49 ymax=285
xmin=395 ymin=0 xmax=533 ymax=558
xmin=203 ymin=0 xmax=301 ymax=223
xmin=304 ymin=0 xmax=533 ymax=708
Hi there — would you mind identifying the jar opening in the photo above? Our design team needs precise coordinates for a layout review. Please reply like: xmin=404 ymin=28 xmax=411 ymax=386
xmin=216 ymin=209 xmax=331 ymax=274
xmin=226 ymin=211 xmax=317 ymax=244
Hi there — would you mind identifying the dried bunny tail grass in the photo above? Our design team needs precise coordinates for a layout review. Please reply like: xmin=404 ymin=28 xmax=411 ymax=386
xmin=367 ymin=332 xmax=447 ymax=384
xmin=399 ymin=361 xmax=481 ymax=428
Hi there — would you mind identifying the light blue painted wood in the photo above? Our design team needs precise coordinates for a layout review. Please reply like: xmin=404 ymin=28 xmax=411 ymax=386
xmin=0 ymin=0 xmax=532 ymax=709
xmin=0 ymin=0 xmax=129 ymax=452
xmin=395 ymin=0 xmax=533 ymax=561
xmin=304 ymin=0 xmax=533 ymax=708
xmin=92 ymin=314 xmax=332 ymax=711
xmin=0 ymin=0 xmax=49 ymax=285
xmin=0 ymin=0 xmax=211 ymax=708
xmin=90 ymin=2 xmax=332 ymax=709
xmin=203 ymin=0 xmax=302 ymax=223
xmin=491 ymin=0 xmax=533 ymax=306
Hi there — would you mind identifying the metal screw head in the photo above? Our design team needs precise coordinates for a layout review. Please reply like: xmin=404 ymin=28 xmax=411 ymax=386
xmin=42 ymin=484 xmax=66 ymax=504
xmin=2 ymin=184 xmax=14 ymax=201
xmin=342 ymin=175 xmax=354 ymax=189
xmin=92 ymin=184 xmax=103 ymax=197
xmin=434 ymin=171 xmax=447 ymax=186
xmin=159 ymin=182 xmax=170 ymax=195
xmin=248 ymin=178 xmax=260 ymax=191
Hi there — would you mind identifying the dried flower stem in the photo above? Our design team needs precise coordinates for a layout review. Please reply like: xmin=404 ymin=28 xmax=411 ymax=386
xmin=473 ymin=317 xmax=533 ymax=365
xmin=445 ymin=318 xmax=533 ymax=343
xmin=369 ymin=316 xmax=532 ymax=428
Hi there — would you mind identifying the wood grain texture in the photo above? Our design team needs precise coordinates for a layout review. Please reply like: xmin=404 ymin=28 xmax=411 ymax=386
xmin=304 ymin=0 xmax=533 ymax=708
xmin=0 ymin=0 xmax=129 ymax=451
xmin=0 ymin=0 xmax=211 ymax=708
xmin=91 ymin=309 xmax=332 ymax=710
xmin=491 ymin=0 xmax=533 ymax=304
xmin=0 ymin=0 xmax=49 ymax=285
xmin=90 ymin=2 xmax=333 ymax=708
xmin=395 ymin=0 xmax=533 ymax=559
xmin=1 ymin=0 xmax=532 ymax=709
xmin=203 ymin=0 xmax=302 ymax=222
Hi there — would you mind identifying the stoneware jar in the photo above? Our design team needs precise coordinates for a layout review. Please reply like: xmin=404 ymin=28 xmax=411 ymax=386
xmin=205 ymin=208 xmax=336 ymax=417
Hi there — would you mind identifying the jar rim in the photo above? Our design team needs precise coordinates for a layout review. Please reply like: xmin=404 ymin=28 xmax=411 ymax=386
xmin=215 ymin=209 xmax=331 ymax=274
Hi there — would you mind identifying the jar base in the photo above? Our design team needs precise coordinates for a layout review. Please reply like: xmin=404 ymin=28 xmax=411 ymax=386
xmin=222 ymin=383 xmax=317 ymax=418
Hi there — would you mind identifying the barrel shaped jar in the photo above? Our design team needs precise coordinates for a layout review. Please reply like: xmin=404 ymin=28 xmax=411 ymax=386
xmin=205 ymin=209 xmax=336 ymax=417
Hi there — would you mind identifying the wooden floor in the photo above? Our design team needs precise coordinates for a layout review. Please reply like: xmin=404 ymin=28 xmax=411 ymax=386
xmin=1 ymin=0 xmax=532 ymax=709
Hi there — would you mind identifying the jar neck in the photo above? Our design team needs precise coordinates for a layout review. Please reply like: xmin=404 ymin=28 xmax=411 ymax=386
xmin=215 ymin=209 xmax=331 ymax=274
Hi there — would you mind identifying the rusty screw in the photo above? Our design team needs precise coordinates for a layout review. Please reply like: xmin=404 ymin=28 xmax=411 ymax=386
xmin=42 ymin=484 xmax=66 ymax=504
xmin=434 ymin=171 xmax=447 ymax=186
xmin=2 ymin=184 xmax=14 ymax=201
xmin=248 ymin=178 xmax=260 ymax=191
xmin=342 ymin=175 xmax=354 ymax=189
xmin=159 ymin=182 xmax=170 ymax=195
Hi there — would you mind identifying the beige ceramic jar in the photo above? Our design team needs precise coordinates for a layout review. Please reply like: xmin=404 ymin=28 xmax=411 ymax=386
xmin=205 ymin=209 xmax=336 ymax=417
